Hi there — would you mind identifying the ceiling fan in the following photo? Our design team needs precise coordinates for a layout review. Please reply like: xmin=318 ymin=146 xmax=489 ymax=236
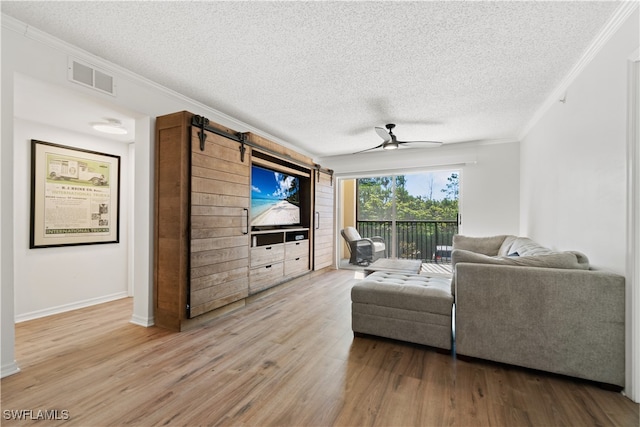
xmin=354 ymin=123 xmax=443 ymax=154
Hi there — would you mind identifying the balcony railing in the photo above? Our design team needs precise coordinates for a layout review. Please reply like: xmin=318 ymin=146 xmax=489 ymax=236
xmin=356 ymin=220 xmax=458 ymax=263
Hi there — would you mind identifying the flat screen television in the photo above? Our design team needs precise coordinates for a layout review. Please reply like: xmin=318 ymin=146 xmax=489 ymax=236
xmin=251 ymin=164 xmax=300 ymax=228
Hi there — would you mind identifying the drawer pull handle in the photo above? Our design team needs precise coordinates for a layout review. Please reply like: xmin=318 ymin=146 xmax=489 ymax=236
xmin=265 ymin=265 xmax=272 ymax=269
xmin=295 ymin=257 xmax=300 ymax=261
xmin=266 ymin=247 xmax=272 ymax=250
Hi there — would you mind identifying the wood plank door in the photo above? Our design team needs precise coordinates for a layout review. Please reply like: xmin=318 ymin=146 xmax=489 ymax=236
xmin=155 ymin=112 xmax=191 ymax=330
xmin=313 ymin=170 xmax=335 ymax=270
xmin=189 ymin=127 xmax=250 ymax=318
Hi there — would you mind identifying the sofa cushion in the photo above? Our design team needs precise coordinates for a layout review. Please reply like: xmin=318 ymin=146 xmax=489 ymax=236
xmin=452 ymin=249 xmax=590 ymax=270
xmin=352 ymin=272 xmax=453 ymax=315
xmin=450 ymin=235 xmax=592 ymax=297
xmin=452 ymin=235 xmax=508 ymax=256
xmin=497 ymin=235 xmax=518 ymax=256
xmin=342 ymin=227 xmax=361 ymax=242
xmin=372 ymin=241 xmax=385 ymax=252
xmin=507 ymin=237 xmax=554 ymax=257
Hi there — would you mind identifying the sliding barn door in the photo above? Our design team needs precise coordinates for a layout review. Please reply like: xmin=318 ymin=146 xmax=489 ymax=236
xmin=313 ymin=170 xmax=335 ymax=270
xmin=189 ymin=127 xmax=250 ymax=318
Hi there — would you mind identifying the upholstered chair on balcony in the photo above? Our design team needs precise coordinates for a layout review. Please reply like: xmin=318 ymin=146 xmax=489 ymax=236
xmin=341 ymin=226 xmax=386 ymax=266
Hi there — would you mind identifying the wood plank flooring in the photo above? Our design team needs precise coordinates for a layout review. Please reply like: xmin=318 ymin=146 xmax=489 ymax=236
xmin=2 ymin=269 xmax=638 ymax=426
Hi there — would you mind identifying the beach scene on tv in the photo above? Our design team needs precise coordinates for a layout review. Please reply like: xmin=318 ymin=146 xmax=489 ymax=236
xmin=251 ymin=165 xmax=301 ymax=227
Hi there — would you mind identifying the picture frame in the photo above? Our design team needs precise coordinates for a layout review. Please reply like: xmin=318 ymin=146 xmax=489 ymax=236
xmin=30 ymin=139 xmax=121 ymax=248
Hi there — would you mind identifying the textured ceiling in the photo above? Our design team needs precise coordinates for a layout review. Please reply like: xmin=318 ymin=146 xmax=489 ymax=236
xmin=2 ymin=1 xmax=622 ymax=159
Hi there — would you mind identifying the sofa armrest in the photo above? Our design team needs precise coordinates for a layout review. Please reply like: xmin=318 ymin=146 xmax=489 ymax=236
xmin=454 ymin=263 xmax=625 ymax=387
xmin=352 ymin=238 xmax=374 ymax=255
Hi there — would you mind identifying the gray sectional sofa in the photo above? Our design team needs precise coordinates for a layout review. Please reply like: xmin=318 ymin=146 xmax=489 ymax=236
xmin=350 ymin=234 xmax=626 ymax=388
xmin=452 ymin=235 xmax=626 ymax=388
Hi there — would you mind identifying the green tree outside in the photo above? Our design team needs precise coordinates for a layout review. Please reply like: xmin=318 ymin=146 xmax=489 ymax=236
xmin=357 ymin=173 xmax=458 ymax=221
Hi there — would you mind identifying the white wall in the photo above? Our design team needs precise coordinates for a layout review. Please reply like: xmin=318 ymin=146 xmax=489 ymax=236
xmin=520 ymin=8 xmax=639 ymax=273
xmin=324 ymin=140 xmax=521 ymax=237
xmin=459 ymin=142 xmax=520 ymax=236
xmin=520 ymin=5 xmax=639 ymax=401
xmin=13 ymin=119 xmax=130 ymax=320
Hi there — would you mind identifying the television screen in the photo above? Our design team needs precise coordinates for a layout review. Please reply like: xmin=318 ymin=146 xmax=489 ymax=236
xmin=251 ymin=165 xmax=300 ymax=227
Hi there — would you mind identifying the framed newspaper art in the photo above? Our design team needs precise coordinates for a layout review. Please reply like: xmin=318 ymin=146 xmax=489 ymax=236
xmin=30 ymin=139 xmax=120 ymax=248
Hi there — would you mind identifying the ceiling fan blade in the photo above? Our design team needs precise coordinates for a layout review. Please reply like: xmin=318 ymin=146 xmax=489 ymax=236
xmin=375 ymin=127 xmax=391 ymax=142
xmin=397 ymin=140 xmax=444 ymax=147
xmin=352 ymin=142 xmax=384 ymax=154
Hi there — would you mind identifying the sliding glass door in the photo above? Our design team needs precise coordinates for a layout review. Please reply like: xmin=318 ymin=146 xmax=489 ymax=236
xmin=356 ymin=171 xmax=459 ymax=263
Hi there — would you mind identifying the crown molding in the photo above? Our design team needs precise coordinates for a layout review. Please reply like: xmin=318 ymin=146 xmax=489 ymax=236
xmin=518 ymin=1 xmax=639 ymax=140
xmin=332 ymin=162 xmax=476 ymax=179
xmin=1 ymin=14 xmax=314 ymax=159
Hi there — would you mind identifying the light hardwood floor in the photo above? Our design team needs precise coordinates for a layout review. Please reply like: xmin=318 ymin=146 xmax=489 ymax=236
xmin=2 ymin=269 xmax=638 ymax=426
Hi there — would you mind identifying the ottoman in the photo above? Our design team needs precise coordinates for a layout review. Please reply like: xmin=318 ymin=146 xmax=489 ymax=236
xmin=351 ymin=271 xmax=454 ymax=350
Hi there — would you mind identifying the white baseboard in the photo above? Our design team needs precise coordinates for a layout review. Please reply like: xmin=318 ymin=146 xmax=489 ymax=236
xmin=130 ymin=314 xmax=154 ymax=327
xmin=1 ymin=361 xmax=20 ymax=378
xmin=15 ymin=292 xmax=129 ymax=323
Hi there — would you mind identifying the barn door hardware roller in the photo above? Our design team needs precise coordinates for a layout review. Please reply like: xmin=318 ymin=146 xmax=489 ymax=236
xmin=238 ymin=133 xmax=247 ymax=162
xmin=193 ymin=115 xmax=209 ymax=151
xmin=192 ymin=115 xmax=245 ymax=155
xmin=314 ymin=164 xmax=335 ymax=185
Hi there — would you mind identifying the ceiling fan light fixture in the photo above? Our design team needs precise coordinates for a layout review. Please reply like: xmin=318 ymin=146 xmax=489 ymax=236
xmin=353 ymin=123 xmax=442 ymax=154
xmin=92 ymin=119 xmax=128 ymax=135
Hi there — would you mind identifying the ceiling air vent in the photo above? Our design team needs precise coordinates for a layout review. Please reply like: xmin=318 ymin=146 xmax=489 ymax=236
xmin=68 ymin=58 xmax=116 ymax=96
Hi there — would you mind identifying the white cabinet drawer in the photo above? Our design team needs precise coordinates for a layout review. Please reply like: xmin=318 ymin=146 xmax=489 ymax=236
xmin=285 ymin=240 xmax=309 ymax=259
xmin=249 ymin=262 xmax=284 ymax=293
xmin=284 ymin=256 xmax=309 ymax=277
xmin=250 ymin=244 xmax=284 ymax=267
